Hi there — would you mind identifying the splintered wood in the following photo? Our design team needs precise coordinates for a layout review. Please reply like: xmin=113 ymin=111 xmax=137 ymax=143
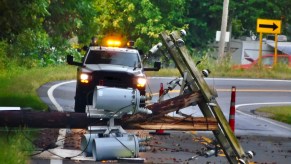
xmin=0 ymin=91 xmax=217 ymax=131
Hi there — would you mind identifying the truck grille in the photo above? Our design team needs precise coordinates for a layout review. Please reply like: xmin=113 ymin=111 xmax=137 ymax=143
xmin=92 ymin=71 xmax=134 ymax=88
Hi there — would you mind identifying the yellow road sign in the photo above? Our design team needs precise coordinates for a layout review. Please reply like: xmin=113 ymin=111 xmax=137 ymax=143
xmin=256 ymin=19 xmax=281 ymax=34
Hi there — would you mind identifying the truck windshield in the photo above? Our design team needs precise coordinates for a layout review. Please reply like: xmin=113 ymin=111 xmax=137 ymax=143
xmin=85 ymin=50 xmax=140 ymax=67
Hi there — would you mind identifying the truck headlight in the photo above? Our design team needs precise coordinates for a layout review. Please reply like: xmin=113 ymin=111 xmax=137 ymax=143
xmin=80 ymin=73 xmax=90 ymax=83
xmin=136 ymin=77 xmax=146 ymax=88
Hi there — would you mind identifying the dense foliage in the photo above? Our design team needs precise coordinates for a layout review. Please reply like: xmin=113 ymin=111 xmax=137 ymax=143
xmin=0 ymin=0 xmax=290 ymax=68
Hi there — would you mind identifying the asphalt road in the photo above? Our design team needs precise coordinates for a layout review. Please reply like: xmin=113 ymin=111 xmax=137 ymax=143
xmin=36 ymin=77 xmax=291 ymax=163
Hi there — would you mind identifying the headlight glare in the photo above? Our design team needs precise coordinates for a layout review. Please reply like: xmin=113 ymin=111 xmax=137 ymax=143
xmin=80 ymin=73 xmax=90 ymax=83
xmin=137 ymin=77 xmax=146 ymax=88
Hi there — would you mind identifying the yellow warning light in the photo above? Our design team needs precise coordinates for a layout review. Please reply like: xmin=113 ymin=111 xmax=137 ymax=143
xmin=107 ymin=40 xmax=121 ymax=47
xmin=127 ymin=41 xmax=135 ymax=47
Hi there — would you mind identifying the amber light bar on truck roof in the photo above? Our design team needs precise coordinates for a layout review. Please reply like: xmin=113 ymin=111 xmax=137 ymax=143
xmin=106 ymin=39 xmax=121 ymax=47
xmin=104 ymin=38 xmax=135 ymax=48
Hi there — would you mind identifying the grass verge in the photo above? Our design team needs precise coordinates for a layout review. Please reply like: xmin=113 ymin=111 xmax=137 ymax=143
xmin=0 ymin=65 xmax=76 ymax=110
xmin=0 ymin=65 xmax=76 ymax=164
xmin=146 ymin=66 xmax=291 ymax=79
xmin=0 ymin=130 xmax=35 ymax=164
xmin=256 ymin=106 xmax=291 ymax=124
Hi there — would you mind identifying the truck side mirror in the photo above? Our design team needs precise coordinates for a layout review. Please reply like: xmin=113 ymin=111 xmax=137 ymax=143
xmin=83 ymin=46 xmax=89 ymax=51
xmin=67 ymin=55 xmax=83 ymax=67
xmin=144 ymin=61 xmax=161 ymax=71
xmin=154 ymin=61 xmax=161 ymax=70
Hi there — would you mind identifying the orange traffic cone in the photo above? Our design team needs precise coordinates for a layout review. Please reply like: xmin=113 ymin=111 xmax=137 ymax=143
xmin=149 ymin=83 xmax=170 ymax=135
xmin=229 ymin=86 xmax=236 ymax=133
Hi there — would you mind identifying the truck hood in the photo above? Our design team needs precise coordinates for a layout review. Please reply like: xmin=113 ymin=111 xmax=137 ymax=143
xmin=84 ymin=64 xmax=142 ymax=74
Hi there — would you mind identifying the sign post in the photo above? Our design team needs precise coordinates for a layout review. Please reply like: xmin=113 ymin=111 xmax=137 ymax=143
xmin=258 ymin=32 xmax=263 ymax=67
xmin=256 ymin=19 xmax=281 ymax=67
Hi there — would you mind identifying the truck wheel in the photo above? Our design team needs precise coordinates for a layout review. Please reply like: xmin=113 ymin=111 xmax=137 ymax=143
xmin=139 ymin=90 xmax=146 ymax=107
xmin=140 ymin=98 xmax=145 ymax=107
xmin=74 ymin=96 xmax=86 ymax=113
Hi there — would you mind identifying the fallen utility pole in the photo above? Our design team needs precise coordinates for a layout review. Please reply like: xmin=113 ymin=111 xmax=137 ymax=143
xmin=0 ymin=110 xmax=105 ymax=128
xmin=0 ymin=110 xmax=217 ymax=131
xmin=124 ymin=91 xmax=202 ymax=122
xmin=0 ymin=91 xmax=217 ymax=131
xmin=159 ymin=30 xmax=252 ymax=164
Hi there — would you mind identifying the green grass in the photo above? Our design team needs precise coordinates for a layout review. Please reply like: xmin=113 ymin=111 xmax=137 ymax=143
xmin=256 ymin=106 xmax=291 ymax=124
xmin=146 ymin=65 xmax=291 ymax=79
xmin=214 ymin=66 xmax=291 ymax=79
xmin=0 ymin=65 xmax=76 ymax=164
xmin=145 ymin=68 xmax=180 ymax=77
xmin=0 ymin=129 xmax=35 ymax=164
xmin=0 ymin=65 xmax=76 ymax=110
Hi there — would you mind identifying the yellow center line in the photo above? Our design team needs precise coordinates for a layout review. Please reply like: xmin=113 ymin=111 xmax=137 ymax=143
xmin=218 ymin=89 xmax=291 ymax=92
xmin=151 ymin=89 xmax=291 ymax=95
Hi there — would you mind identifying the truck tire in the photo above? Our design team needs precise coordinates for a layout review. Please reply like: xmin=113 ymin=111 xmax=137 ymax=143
xmin=139 ymin=90 xmax=146 ymax=107
xmin=74 ymin=96 xmax=86 ymax=113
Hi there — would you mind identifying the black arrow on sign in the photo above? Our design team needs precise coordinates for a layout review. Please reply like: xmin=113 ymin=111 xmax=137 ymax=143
xmin=259 ymin=23 xmax=278 ymax=31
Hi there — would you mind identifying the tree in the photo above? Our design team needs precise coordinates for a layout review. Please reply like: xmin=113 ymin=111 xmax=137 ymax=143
xmin=93 ymin=0 xmax=187 ymax=52
xmin=183 ymin=0 xmax=291 ymax=48
xmin=0 ymin=0 xmax=49 ymax=41
xmin=44 ymin=0 xmax=98 ymax=44
xmin=1 ymin=0 xmax=291 ymax=68
xmin=228 ymin=0 xmax=291 ymax=38
xmin=0 ymin=0 xmax=52 ymax=67
xmin=271 ymin=0 xmax=291 ymax=36
xmin=184 ymin=0 xmax=222 ymax=48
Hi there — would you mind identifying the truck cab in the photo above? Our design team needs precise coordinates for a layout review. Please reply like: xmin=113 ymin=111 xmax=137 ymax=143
xmin=67 ymin=40 xmax=160 ymax=113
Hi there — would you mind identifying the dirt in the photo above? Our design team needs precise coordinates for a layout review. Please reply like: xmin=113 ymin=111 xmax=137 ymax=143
xmin=252 ymin=109 xmax=275 ymax=119
xmin=33 ymin=128 xmax=59 ymax=150
xmin=31 ymin=109 xmax=291 ymax=163
xmin=32 ymin=129 xmax=291 ymax=164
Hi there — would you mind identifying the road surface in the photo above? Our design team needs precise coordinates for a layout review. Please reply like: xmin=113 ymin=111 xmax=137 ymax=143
xmin=35 ymin=77 xmax=291 ymax=163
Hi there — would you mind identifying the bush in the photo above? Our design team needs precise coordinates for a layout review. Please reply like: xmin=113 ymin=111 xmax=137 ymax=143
xmin=0 ymin=129 xmax=35 ymax=164
xmin=5 ymin=28 xmax=82 ymax=68
xmin=0 ymin=40 xmax=9 ymax=70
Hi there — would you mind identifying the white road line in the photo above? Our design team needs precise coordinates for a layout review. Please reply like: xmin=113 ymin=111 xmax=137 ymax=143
xmin=236 ymin=102 xmax=291 ymax=131
xmin=50 ymin=159 xmax=62 ymax=164
xmin=47 ymin=80 xmax=75 ymax=112
xmin=206 ymin=78 xmax=291 ymax=83
xmin=47 ymin=80 xmax=75 ymax=149
xmin=0 ymin=107 xmax=21 ymax=110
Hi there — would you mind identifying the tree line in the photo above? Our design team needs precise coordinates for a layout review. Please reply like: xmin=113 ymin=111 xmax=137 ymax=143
xmin=0 ymin=0 xmax=290 ymax=68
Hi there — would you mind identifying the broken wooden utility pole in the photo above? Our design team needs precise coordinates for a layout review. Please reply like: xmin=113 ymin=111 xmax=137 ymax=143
xmin=159 ymin=30 xmax=252 ymax=164
xmin=0 ymin=90 xmax=217 ymax=131
xmin=0 ymin=110 xmax=217 ymax=131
